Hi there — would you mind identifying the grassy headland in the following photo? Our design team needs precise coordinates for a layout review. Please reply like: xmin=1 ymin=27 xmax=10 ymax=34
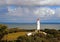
xmin=0 ymin=24 xmax=60 ymax=42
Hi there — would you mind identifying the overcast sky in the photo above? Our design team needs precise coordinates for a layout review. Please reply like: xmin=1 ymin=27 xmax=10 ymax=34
xmin=0 ymin=0 xmax=60 ymax=23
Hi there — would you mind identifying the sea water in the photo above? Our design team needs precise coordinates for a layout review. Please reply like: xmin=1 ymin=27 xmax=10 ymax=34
xmin=0 ymin=23 xmax=60 ymax=30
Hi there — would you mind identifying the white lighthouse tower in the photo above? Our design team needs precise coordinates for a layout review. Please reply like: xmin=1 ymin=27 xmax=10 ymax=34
xmin=26 ymin=18 xmax=41 ymax=36
xmin=36 ymin=18 xmax=40 ymax=32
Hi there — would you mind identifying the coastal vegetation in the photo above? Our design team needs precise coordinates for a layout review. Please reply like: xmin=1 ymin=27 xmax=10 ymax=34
xmin=0 ymin=24 xmax=60 ymax=42
xmin=0 ymin=24 xmax=8 ymax=40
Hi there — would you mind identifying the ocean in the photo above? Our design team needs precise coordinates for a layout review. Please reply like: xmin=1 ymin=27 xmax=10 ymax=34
xmin=0 ymin=23 xmax=60 ymax=30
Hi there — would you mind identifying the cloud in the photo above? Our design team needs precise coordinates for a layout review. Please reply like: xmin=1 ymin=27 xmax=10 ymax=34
xmin=7 ymin=6 xmax=34 ymax=17
xmin=33 ymin=7 xmax=55 ymax=17
xmin=6 ymin=0 xmax=60 ymax=6
xmin=7 ymin=6 xmax=55 ymax=17
xmin=7 ymin=6 xmax=23 ymax=16
xmin=0 ymin=0 xmax=60 ymax=6
xmin=55 ymin=8 xmax=60 ymax=18
xmin=0 ymin=0 xmax=6 ymax=5
xmin=6 ymin=6 xmax=56 ymax=21
xmin=1 ymin=6 xmax=60 ymax=23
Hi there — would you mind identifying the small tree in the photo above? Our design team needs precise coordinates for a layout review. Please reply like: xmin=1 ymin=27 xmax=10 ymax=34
xmin=0 ymin=24 xmax=7 ymax=39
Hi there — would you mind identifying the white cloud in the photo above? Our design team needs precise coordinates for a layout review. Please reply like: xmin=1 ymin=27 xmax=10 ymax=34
xmin=7 ymin=7 xmax=23 ymax=16
xmin=1 ymin=6 xmax=60 ymax=22
xmin=0 ymin=0 xmax=6 ymax=5
xmin=7 ymin=6 xmax=55 ymax=18
xmin=7 ymin=6 xmax=32 ymax=17
xmin=37 ymin=0 xmax=53 ymax=5
xmin=33 ymin=7 xmax=55 ymax=17
xmin=6 ymin=0 xmax=60 ymax=6
xmin=55 ymin=8 xmax=60 ymax=18
xmin=0 ymin=0 xmax=60 ymax=6
xmin=6 ymin=6 xmax=56 ymax=21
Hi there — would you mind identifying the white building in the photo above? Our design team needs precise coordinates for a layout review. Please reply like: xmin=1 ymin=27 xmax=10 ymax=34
xmin=37 ymin=18 xmax=40 ymax=31
xmin=27 ymin=32 xmax=32 ymax=36
xmin=27 ymin=18 xmax=41 ymax=36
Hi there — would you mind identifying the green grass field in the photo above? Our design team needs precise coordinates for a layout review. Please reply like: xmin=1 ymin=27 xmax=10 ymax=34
xmin=2 ymin=32 xmax=27 ymax=41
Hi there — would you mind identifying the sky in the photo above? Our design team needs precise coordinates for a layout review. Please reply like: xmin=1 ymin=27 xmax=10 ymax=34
xmin=0 ymin=0 xmax=60 ymax=23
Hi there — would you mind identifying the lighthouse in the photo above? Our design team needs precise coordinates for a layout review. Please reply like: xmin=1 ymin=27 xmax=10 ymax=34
xmin=26 ymin=18 xmax=47 ymax=36
xmin=36 ymin=18 xmax=40 ymax=32
xmin=27 ymin=18 xmax=41 ymax=36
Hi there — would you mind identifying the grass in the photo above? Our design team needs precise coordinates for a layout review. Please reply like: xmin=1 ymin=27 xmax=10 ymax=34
xmin=2 ymin=32 xmax=27 ymax=41
xmin=2 ymin=31 xmax=45 ymax=41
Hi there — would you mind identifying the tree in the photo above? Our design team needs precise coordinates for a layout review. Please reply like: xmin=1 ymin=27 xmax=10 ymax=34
xmin=0 ymin=24 xmax=7 ymax=39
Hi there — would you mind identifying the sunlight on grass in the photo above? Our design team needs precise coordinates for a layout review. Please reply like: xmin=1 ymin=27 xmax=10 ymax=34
xmin=2 ymin=32 xmax=27 ymax=41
